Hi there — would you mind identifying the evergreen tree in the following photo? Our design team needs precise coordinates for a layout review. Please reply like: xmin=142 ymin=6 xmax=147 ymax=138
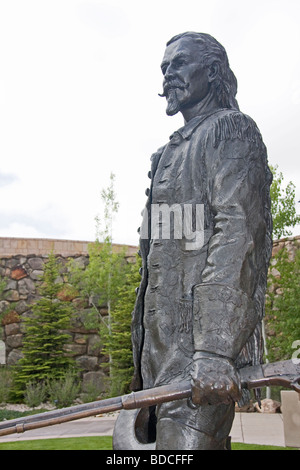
xmin=14 ymin=252 xmax=74 ymax=398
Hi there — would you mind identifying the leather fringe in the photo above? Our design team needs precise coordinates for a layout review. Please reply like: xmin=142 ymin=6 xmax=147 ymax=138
xmin=213 ymin=112 xmax=262 ymax=148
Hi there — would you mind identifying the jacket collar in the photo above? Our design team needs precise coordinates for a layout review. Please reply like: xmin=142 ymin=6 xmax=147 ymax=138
xmin=169 ymin=109 xmax=228 ymax=142
xmin=174 ymin=115 xmax=205 ymax=140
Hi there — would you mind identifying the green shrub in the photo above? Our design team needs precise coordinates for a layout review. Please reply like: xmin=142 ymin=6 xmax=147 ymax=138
xmin=24 ymin=381 xmax=48 ymax=408
xmin=81 ymin=382 xmax=103 ymax=403
xmin=0 ymin=367 xmax=13 ymax=403
xmin=266 ymin=246 xmax=300 ymax=362
xmin=47 ymin=370 xmax=80 ymax=408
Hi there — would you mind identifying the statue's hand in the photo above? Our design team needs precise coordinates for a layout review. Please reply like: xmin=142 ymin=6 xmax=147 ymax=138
xmin=191 ymin=353 xmax=242 ymax=406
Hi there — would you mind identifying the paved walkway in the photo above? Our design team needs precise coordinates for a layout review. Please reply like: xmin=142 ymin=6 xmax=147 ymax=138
xmin=231 ymin=412 xmax=285 ymax=447
xmin=0 ymin=412 xmax=292 ymax=448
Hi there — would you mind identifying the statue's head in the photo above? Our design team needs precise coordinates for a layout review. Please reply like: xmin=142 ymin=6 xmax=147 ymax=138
xmin=160 ymin=32 xmax=239 ymax=118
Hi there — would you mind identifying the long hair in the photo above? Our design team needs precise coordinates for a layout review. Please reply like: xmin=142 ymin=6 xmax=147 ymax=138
xmin=167 ymin=32 xmax=239 ymax=110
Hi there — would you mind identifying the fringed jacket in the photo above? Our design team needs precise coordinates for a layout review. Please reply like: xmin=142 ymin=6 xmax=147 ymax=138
xmin=131 ymin=108 xmax=272 ymax=394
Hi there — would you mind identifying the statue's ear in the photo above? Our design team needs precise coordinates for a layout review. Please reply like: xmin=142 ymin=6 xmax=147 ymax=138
xmin=207 ymin=62 xmax=219 ymax=83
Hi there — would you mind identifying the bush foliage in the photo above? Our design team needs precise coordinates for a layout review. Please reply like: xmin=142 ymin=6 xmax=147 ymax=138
xmin=265 ymin=245 xmax=300 ymax=362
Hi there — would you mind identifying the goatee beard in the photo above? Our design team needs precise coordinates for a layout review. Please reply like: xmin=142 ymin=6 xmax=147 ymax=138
xmin=166 ymin=88 xmax=181 ymax=116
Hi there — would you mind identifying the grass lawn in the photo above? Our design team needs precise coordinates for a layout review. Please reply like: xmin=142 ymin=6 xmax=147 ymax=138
xmin=0 ymin=410 xmax=298 ymax=451
xmin=0 ymin=437 xmax=297 ymax=450
xmin=0 ymin=436 xmax=113 ymax=450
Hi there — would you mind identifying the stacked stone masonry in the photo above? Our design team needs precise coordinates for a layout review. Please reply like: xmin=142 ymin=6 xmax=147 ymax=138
xmin=0 ymin=237 xmax=137 ymax=393
xmin=0 ymin=236 xmax=137 ymax=257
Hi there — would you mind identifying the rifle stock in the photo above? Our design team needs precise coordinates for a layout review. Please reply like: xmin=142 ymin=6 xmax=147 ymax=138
xmin=0 ymin=359 xmax=299 ymax=437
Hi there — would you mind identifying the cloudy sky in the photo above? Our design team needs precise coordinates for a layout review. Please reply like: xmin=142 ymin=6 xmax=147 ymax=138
xmin=0 ymin=0 xmax=299 ymax=246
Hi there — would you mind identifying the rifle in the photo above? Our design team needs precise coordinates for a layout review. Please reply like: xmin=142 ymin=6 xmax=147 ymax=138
xmin=0 ymin=359 xmax=299 ymax=437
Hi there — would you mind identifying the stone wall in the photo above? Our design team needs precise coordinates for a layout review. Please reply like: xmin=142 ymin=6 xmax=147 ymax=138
xmin=268 ymin=235 xmax=299 ymax=297
xmin=0 ymin=236 xmax=137 ymax=257
xmin=0 ymin=237 xmax=138 ymax=394
xmin=0 ymin=235 xmax=299 ymax=393
xmin=271 ymin=235 xmax=299 ymax=260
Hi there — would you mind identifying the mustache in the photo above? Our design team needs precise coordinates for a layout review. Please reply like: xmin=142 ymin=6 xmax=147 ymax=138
xmin=158 ymin=80 xmax=190 ymax=98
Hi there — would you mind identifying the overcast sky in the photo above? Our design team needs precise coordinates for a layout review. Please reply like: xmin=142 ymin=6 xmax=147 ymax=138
xmin=0 ymin=0 xmax=299 ymax=246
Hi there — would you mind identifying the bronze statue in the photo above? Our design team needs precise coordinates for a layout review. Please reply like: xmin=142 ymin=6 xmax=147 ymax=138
xmin=117 ymin=32 xmax=273 ymax=450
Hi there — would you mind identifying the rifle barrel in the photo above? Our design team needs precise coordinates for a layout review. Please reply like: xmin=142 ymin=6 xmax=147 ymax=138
xmin=0 ymin=382 xmax=191 ymax=437
xmin=0 ymin=359 xmax=299 ymax=437
xmin=0 ymin=395 xmax=123 ymax=437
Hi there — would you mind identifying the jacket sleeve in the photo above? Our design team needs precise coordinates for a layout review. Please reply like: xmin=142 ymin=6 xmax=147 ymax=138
xmin=193 ymin=112 xmax=272 ymax=361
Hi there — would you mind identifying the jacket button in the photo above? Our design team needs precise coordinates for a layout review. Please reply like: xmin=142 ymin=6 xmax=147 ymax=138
xmin=148 ymin=171 xmax=152 ymax=179
xmin=145 ymin=188 xmax=150 ymax=196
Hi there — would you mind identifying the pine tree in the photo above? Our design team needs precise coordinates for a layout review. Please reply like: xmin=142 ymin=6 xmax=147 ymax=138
xmin=13 ymin=252 xmax=74 ymax=398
